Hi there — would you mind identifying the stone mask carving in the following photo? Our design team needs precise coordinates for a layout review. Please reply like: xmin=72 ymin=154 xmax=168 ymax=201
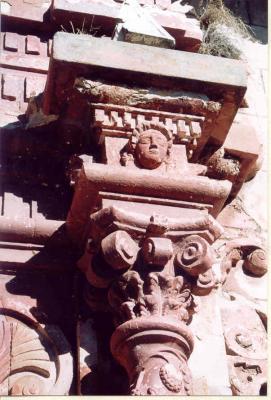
xmin=120 ymin=122 xmax=172 ymax=169
xmin=135 ymin=129 xmax=169 ymax=169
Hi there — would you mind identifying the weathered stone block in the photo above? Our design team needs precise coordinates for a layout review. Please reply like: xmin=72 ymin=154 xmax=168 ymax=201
xmin=44 ymin=32 xmax=247 ymax=148
xmin=1 ymin=0 xmax=53 ymax=30
xmin=4 ymin=32 xmax=19 ymax=52
xmin=51 ymin=0 xmax=202 ymax=51
xmin=25 ymin=35 xmax=41 ymax=55
xmin=51 ymin=0 xmax=120 ymax=35
xmin=149 ymin=7 xmax=202 ymax=51
xmin=113 ymin=0 xmax=176 ymax=49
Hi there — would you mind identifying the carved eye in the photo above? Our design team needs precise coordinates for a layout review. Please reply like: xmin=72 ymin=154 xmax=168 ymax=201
xmin=139 ymin=139 xmax=150 ymax=144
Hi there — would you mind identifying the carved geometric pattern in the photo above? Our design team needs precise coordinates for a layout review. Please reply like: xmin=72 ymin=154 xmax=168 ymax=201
xmin=92 ymin=103 xmax=204 ymax=145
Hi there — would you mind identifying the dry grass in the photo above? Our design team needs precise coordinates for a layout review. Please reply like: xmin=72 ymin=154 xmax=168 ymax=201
xmin=199 ymin=23 xmax=242 ymax=59
xmin=200 ymin=2 xmax=255 ymax=39
xmin=61 ymin=17 xmax=100 ymax=36
xmin=198 ymin=0 xmax=256 ymax=59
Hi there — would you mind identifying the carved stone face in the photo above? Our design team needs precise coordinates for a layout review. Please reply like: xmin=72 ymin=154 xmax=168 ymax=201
xmin=135 ymin=129 xmax=168 ymax=169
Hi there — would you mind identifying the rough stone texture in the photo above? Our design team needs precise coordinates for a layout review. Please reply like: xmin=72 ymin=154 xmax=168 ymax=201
xmin=50 ymin=0 xmax=202 ymax=51
xmin=0 ymin=0 xmax=267 ymax=396
xmin=188 ymin=291 xmax=232 ymax=395
xmin=217 ymin=38 xmax=268 ymax=244
xmin=113 ymin=0 xmax=176 ymax=48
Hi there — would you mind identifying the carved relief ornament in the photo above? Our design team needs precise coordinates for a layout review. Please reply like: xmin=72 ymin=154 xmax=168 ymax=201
xmin=77 ymin=205 xmax=224 ymax=395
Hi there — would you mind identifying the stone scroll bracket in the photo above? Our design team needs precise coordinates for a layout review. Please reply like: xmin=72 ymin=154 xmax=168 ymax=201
xmin=37 ymin=31 xmax=261 ymax=199
xmin=66 ymin=161 xmax=232 ymax=246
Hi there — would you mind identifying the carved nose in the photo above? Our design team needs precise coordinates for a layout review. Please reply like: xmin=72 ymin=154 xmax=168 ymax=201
xmin=149 ymin=143 xmax=158 ymax=149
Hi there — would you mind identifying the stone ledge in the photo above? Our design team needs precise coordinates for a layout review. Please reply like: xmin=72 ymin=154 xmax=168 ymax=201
xmin=43 ymin=32 xmax=247 ymax=145
xmin=52 ymin=32 xmax=247 ymax=90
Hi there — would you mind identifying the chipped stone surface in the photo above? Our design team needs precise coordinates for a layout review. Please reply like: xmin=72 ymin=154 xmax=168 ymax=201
xmin=189 ymin=291 xmax=232 ymax=395
xmin=113 ymin=0 xmax=176 ymax=48
xmin=0 ymin=0 xmax=267 ymax=396
xmin=217 ymin=37 xmax=267 ymax=244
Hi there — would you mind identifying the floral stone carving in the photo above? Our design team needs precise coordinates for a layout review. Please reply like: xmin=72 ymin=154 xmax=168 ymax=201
xmin=76 ymin=202 xmax=223 ymax=395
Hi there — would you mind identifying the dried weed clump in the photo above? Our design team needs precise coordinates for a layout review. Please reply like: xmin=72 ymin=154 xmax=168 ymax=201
xmin=198 ymin=0 xmax=255 ymax=59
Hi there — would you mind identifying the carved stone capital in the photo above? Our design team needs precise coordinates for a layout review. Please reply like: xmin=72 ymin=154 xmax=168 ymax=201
xmin=77 ymin=204 xmax=224 ymax=395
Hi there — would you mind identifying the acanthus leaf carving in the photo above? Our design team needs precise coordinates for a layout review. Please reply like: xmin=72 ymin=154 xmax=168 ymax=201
xmin=78 ymin=204 xmax=223 ymax=395
xmin=108 ymin=271 xmax=197 ymax=326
